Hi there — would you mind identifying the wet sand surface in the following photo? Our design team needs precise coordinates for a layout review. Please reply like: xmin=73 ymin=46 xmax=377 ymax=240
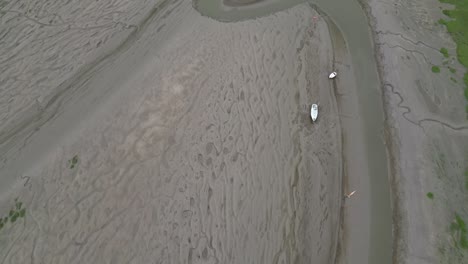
xmin=0 ymin=1 xmax=344 ymax=263
xmin=0 ymin=0 xmax=162 ymax=159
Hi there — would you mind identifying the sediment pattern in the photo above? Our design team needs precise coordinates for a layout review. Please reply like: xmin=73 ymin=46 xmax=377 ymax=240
xmin=0 ymin=0 xmax=169 ymax=156
xmin=0 ymin=2 xmax=340 ymax=264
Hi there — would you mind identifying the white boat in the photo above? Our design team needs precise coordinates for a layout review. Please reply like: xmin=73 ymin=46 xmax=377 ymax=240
xmin=345 ymin=190 xmax=357 ymax=198
xmin=311 ymin=104 xmax=318 ymax=122
xmin=328 ymin=71 xmax=337 ymax=79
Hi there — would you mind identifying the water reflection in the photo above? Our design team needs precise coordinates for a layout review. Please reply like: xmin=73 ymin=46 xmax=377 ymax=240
xmin=193 ymin=0 xmax=304 ymax=22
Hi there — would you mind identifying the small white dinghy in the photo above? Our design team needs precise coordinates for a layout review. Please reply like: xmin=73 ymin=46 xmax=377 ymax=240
xmin=311 ymin=104 xmax=318 ymax=122
xmin=345 ymin=190 xmax=357 ymax=198
xmin=328 ymin=71 xmax=337 ymax=79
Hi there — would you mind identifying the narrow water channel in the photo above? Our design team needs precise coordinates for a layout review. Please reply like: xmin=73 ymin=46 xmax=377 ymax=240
xmin=310 ymin=0 xmax=393 ymax=263
xmin=195 ymin=0 xmax=392 ymax=263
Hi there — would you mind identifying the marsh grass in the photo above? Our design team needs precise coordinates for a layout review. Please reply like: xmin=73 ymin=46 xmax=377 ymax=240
xmin=441 ymin=47 xmax=450 ymax=58
xmin=0 ymin=198 xmax=26 ymax=231
xmin=68 ymin=155 xmax=79 ymax=169
xmin=451 ymin=214 xmax=468 ymax=249
xmin=427 ymin=192 xmax=434 ymax=199
xmin=439 ymin=0 xmax=468 ymax=104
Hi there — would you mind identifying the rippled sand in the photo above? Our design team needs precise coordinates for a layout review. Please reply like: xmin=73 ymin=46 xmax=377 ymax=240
xmin=0 ymin=1 xmax=341 ymax=263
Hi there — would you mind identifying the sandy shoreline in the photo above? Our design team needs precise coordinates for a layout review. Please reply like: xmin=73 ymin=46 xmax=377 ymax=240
xmin=0 ymin=1 xmax=352 ymax=263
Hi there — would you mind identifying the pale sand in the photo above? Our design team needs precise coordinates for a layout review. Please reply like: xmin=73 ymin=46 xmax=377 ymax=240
xmin=363 ymin=0 xmax=468 ymax=262
xmin=0 ymin=1 xmax=347 ymax=263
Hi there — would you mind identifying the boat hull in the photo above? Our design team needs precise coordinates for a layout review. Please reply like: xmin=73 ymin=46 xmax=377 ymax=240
xmin=311 ymin=104 xmax=318 ymax=122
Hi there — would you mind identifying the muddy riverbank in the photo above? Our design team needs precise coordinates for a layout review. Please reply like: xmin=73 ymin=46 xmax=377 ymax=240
xmin=0 ymin=1 xmax=349 ymax=263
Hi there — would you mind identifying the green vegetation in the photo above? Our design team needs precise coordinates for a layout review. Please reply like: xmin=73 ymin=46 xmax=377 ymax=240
xmin=432 ymin=65 xmax=441 ymax=73
xmin=451 ymin=77 xmax=458 ymax=83
xmin=427 ymin=192 xmax=434 ymax=199
xmin=0 ymin=198 xmax=26 ymax=230
xmin=451 ymin=214 xmax=468 ymax=249
xmin=449 ymin=67 xmax=457 ymax=73
xmin=439 ymin=0 xmax=468 ymax=108
xmin=442 ymin=9 xmax=452 ymax=17
xmin=465 ymin=74 xmax=468 ymax=100
xmin=441 ymin=47 xmax=450 ymax=58
xmin=68 ymin=155 xmax=79 ymax=169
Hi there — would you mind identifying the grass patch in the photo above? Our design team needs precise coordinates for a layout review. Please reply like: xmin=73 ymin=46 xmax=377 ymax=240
xmin=451 ymin=77 xmax=458 ymax=83
xmin=449 ymin=66 xmax=457 ymax=73
xmin=440 ymin=0 xmax=468 ymax=67
xmin=68 ymin=155 xmax=79 ymax=169
xmin=432 ymin=66 xmax=441 ymax=73
xmin=442 ymin=9 xmax=452 ymax=17
xmin=441 ymin=47 xmax=450 ymax=58
xmin=440 ymin=0 xmax=468 ymax=120
xmin=438 ymin=18 xmax=447 ymax=25
xmin=427 ymin=192 xmax=435 ymax=199
xmin=0 ymin=198 xmax=25 ymax=231
xmin=465 ymin=72 xmax=468 ymax=88
xmin=439 ymin=0 xmax=468 ymax=101
xmin=451 ymin=214 xmax=468 ymax=249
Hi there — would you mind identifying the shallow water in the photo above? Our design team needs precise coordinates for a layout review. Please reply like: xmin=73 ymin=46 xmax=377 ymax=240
xmin=194 ymin=0 xmax=303 ymax=21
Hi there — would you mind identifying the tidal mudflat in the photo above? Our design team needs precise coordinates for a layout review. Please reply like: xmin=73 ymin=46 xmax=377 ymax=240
xmin=0 ymin=1 xmax=345 ymax=263
xmin=365 ymin=0 xmax=468 ymax=262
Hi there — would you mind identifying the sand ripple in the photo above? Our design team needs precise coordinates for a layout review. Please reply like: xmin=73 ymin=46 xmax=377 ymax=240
xmin=0 ymin=2 xmax=341 ymax=263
